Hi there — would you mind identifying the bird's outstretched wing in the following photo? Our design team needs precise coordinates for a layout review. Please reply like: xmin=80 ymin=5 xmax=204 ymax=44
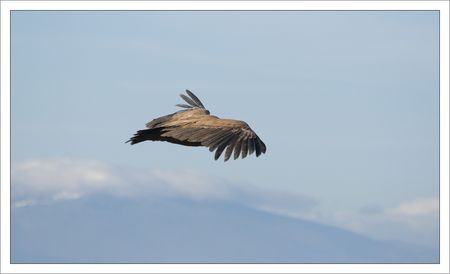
xmin=159 ymin=116 xmax=266 ymax=161
xmin=127 ymin=90 xmax=266 ymax=161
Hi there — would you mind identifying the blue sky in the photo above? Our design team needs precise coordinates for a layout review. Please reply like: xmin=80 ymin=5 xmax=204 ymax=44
xmin=10 ymin=11 xmax=439 ymax=261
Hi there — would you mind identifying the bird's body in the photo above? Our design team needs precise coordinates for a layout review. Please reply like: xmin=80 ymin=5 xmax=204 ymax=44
xmin=127 ymin=90 xmax=266 ymax=161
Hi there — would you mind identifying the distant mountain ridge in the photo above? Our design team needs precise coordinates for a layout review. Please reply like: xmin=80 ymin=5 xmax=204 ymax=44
xmin=11 ymin=194 xmax=438 ymax=263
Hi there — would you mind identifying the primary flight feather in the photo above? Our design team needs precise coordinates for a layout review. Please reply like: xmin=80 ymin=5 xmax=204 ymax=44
xmin=126 ymin=89 xmax=266 ymax=161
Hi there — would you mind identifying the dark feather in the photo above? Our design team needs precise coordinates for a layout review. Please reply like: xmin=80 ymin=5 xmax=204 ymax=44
xmin=214 ymin=134 xmax=234 ymax=160
xmin=205 ymin=135 xmax=229 ymax=150
xmin=224 ymin=135 xmax=239 ymax=162
xmin=176 ymin=104 xmax=193 ymax=109
xmin=248 ymin=138 xmax=255 ymax=155
xmin=240 ymin=137 xmax=248 ymax=159
xmin=203 ymin=130 xmax=230 ymax=148
xmin=209 ymin=132 xmax=233 ymax=152
xmin=258 ymin=137 xmax=267 ymax=154
xmin=180 ymin=94 xmax=198 ymax=108
xmin=255 ymin=138 xmax=262 ymax=157
xmin=185 ymin=89 xmax=205 ymax=108
xmin=233 ymin=137 xmax=242 ymax=160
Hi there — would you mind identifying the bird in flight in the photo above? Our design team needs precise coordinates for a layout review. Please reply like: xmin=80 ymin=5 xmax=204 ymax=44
xmin=126 ymin=90 xmax=266 ymax=161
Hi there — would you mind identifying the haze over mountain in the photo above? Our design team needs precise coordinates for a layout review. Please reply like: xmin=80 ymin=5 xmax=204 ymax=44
xmin=12 ymin=193 xmax=438 ymax=263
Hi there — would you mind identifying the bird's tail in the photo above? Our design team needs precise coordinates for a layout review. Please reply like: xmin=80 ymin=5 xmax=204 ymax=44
xmin=125 ymin=128 xmax=163 ymax=145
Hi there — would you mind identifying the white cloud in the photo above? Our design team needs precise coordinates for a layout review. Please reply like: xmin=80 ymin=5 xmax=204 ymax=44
xmin=11 ymin=159 xmax=317 ymax=213
xmin=11 ymin=158 xmax=241 ymax=205
xmin=388 ymin=197 xmax=439 ymax=217
xmin=13 ymin=199 xmax=36 ymax=208
xmin=12 ymin=158 xmax=121 ymax=205
xmin=305 ymin=197 xmax=440 ymax=248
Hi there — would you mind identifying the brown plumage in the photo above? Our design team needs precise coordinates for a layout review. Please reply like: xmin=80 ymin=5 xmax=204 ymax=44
xmin=126 ymin=90 xmax=266 ymax=161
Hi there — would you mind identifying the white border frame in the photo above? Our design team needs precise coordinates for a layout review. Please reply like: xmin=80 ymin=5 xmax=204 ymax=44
xmin=1 ymin=1 xmax=448 ymax=273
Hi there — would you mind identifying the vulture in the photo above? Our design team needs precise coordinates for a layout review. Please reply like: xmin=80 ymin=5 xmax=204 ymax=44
xmin=126 ymin=90 xmax=266 ymax=161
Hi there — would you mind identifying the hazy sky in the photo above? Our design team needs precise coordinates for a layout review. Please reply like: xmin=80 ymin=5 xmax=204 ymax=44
xmin=11 ymin=11 xmax=439 ymax=250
